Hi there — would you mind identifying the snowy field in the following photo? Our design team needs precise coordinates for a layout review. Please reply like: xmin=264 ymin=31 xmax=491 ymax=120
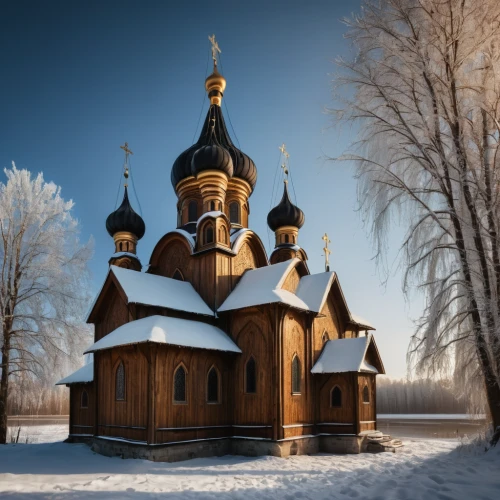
xmin=0 ymin=425 xmax=499 ymax=499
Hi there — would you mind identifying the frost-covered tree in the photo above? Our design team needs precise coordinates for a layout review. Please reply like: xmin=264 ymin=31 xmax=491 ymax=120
xmin=0 ymin=165 xmax=93 ymax=443
xmin=332 ymin=0 xmax=500 ymax=432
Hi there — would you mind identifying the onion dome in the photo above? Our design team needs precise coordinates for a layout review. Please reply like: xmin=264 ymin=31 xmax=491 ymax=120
xmin=106 ymin=187 xmax=146 ymax=240
xmin=171 ymin=89 xmax=257 ymax=192
xmin=191 ymin=141 xmax=234 ymax=177
xmin=267 ymin=182 xmax=305 ymax=232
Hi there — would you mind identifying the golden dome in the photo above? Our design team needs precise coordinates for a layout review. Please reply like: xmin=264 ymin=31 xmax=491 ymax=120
xmin=205 ymin=67 xmax=226 ymax=106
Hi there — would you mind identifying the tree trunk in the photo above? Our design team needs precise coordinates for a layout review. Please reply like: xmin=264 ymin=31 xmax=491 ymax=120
xmin=0 ymin=331 xmax=10 ymax=444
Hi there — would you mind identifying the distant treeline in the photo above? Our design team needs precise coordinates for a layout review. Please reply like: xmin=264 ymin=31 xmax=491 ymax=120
xmin=7 ymin=378 xmax=69 ymax=416
xmin=376 ymin=377 xmax=482 ymax=414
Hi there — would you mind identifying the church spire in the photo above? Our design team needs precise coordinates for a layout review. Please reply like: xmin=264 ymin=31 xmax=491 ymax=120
xmin=205 ymin=34 xmax=226 ymax=106
xmin=106 ymin=143 xmax=145 ymax=271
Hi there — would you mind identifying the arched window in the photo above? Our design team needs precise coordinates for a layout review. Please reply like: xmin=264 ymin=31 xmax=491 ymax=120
xmin=207 ymin=366 xmax=219 ymax=403
xmin=172 ymin=269 xmax=184 ymax=281
xmin=245 ymin=356 xmax=257 ymax=394
xmin=115 ymin=361 xmax=125 ymax=401
xmin=81 ymin=390 xmax=88 ymax=409
xmin=229 ymin=202 xmax=240 ymax=224
xmin=322 ymin=331 xmax=329 ymax=344
xmin=205 ymin=225 xmax=214 ymax=244
xmin=331 ymin=386 xmax=342 ymax=408
xmin=292 ymin=355 xmax=301 ymax=394
xmin=285 ymin=234 xmax=289 ymax=243
xmin=119 ymin=242 xmax=123 ymax=252
xmin=210 ymin=200 xmax=216 ymax=211
xmin=188 ymin=200 xmax=197 ymax=222
xmin=173 ymin=365 xmax=187 ymax=403
xmin=292 ymin=236 xmax=296 ymax=244
xmin=219 ymin=226 xmax=227 ymax=244
xmin=363 ymin=384 xmax=370 ymax=404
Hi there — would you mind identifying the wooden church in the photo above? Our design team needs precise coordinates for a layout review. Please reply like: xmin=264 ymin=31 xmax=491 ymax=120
xmin=57 ymin=39 xmax=386 ymax=461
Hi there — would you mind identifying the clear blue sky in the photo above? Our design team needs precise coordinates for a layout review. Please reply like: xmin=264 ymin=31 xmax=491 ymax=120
xmin=0 ymin=0 xmax=421 ymax=378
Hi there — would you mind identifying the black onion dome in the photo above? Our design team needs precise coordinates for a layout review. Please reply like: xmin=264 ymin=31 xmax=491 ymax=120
xmin=267 ymin=182 xmax=305 ymax=232
xmin=171 ymin=105 xmax=257 ymax=191
xmin=191 ymin=141 xmax=234 ymax=177
xmin=106 ymin=187 xmax=146 ymax=240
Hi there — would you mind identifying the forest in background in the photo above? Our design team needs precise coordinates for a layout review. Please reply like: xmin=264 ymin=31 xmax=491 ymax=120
xmin=6 ymin=375 xmax=485 ymax=417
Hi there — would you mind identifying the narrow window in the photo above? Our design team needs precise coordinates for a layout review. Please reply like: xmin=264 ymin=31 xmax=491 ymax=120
xmin=292 ymin=355 xmax=301 ymax=394
xmin=188 ymin=200 xmax=197 ymax=222
xmin=331 ymin=386 xmax=342 ymax=408
xmin=322 ymin=331 xmax=329 ymax=344
xmin=116 ymin=361 xmax=125 ymax=401
xmin=172 ymin=269 xmax=184 ymax=281
xmin=285 ymin=234 xmax=289 ymax=243
xmin=210 ymin=200 xmax=216 ymax=211
xmin=81 ymin=390 xmax=88 ymax=409
xmin=220 ymin=226 xmax=227 ymax=244
xmin=119 ymin=242 xmax=123 ymax=252
xmin=207 ymin=367 xmax=219 ymax=403
xmin=245 ymin=356 xmax=257 ymax=394
xmin=229 ymin=202 xmax=240 ymax=224
xmin=205 ymin=225 xmax=214 ymax=244
xmin=173 ymin=365 xmax=187 ymax=403
xmin=363 ymin=384 xmax=370 ymax=404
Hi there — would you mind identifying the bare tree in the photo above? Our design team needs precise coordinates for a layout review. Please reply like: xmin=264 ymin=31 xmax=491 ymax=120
xmin=0 ymin=164 xmax=92 ymax=443
xmin=332 ymin=0 xmax=500 ymax=432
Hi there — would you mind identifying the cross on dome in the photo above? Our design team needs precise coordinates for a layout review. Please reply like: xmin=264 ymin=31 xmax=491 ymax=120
xmin=322 ymin=233 xmax=332 ymax=272
xmin=208 ymin=34 xmax=221 ymax=67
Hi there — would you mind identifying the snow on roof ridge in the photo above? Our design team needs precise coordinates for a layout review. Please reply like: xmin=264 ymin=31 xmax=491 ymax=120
xmin=169 ymin=229 xmax=195 ymax=249
xmin=350 ymin=313 xmax=375 ymax=330
xmin=84 ymin=315 xmax=241 ymax=354
xmin=295 ymin=271 xmax=336 ymax=313
xmin=311 ymin=334 xmax=377 ymax=374
xmin=218 ymin=259 xmax=307 ymax=313
xmin=197 ymin=211 xmax=226 ymax=225
xmin=56 ymin=362 xmax=94 ymax=385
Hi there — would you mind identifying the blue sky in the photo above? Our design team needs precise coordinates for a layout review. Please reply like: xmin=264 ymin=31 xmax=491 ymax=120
xmin=0 ymin=0 xmax=421 ymax=378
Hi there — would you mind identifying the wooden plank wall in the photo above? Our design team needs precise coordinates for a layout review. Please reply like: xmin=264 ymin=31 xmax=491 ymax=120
xmin=313 ymin=295 xmax=342 ymax=362
xmin=230 ymin=310 xmax=273 ymax=438
xmin=358 ymin=374 xmax=376 ymax=432
xmin=94 ymin=285 xmax=130 ymax=341
xmin=96 ymin=346 xmax=148 ymax=442
xmin=282 ymin=309 xmax=311 ymax=427
xmin=155 ymin=346 xmax=234 ymax=444
xmin=69 ymin=384 xmax=95 ymax=436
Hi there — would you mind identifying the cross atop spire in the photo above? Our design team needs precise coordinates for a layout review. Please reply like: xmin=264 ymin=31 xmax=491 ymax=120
xmin=279 ymin=143 xmax=290 ymax=179
xmin=120 ymin=142 xmax=133 ymax=187
xmin=208 ymin=34 xmax=221 ymax=68
xmin=322 ymin=233 xmax=332 ymax=272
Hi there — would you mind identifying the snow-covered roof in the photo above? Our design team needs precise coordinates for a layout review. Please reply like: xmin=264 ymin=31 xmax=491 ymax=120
xmin=295 ymin=272 xmax=336 ymax=313
xmin=92 ymin=266 xmax=214 ymax=318
xmin=311 ymin=334 xmax=379 ymax=374
xmin=169 ymin=229 xmax=195 ymax=249
xmin=56 ymin=362 xmax=94 ymax=385
xmin=350 ymin=313 xmax=375 ymax=330
xmin=197 ymin=211 xmax=225 ymax=225
xmin=109 ymin=252 xmax=140 ymax=260
xmin=84 ymin=315 xmax=241 ymax=354
xmin=218 ymin=259 xmax=310 ymax=313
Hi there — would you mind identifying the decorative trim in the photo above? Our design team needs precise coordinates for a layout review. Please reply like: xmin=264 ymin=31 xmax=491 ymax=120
xmin=282 ymin=424 xmax=314 ymax=428
xmin=232 ymin=425 xmax=272 ymax=429
xmin=156 ymin=425 xmax=231 ymax=431
xmin=316 ymin=422 xmax=354 ymax=426
xmin=98 ymin=424 xmax=146 ymax=430
xmin=360 ymin=421 xmax=376 ymax=424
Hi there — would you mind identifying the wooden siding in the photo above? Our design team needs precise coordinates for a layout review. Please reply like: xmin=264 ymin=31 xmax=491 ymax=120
xmin=315 ymin=373 xmax=355 ymax=427
xmin=313 ymin=295 xmax=342 ymax=362
xmin=96 ymin=347 xmax=148 ymax=442
xmin=94 ymin=284 xmax=130 ymax=341
xmin=69 ymin=383 xmax=95 ymax=436
xmin=281 ymin=267 xmax=301 ymax=293
xmin=282 ymin=309 xmax=310 ymax=427
xmin=358 ymin=374 xmax=376 ymax=431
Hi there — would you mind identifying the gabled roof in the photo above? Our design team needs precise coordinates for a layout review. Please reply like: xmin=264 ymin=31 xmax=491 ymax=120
xmin=84 ymin=315 xmax=241 ymax=354
xmin=87 ymin=266 xmax=214 ymax=322
xmin=350 ymin=313 xmax=375 ymax=330
xmin=56 ymin=362 xmax=94 ymax=385
xmin=295 ymin=271 xmax=336 ymax=313
xmin=311 ymin=333 xmax=385 ymax=374
xmin=218 ymin=259 xmax=309 ymax=312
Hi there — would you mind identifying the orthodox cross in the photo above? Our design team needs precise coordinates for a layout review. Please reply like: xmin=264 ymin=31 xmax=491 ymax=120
xmin=279 ymin=143 xmax=290 ymax=179
xmin=120 ymin=142 xmax=133 ymax=187
xmin=208 ymin=34 xmax=221 ymax=67
xmin=322 ymin=233 xmax=331 ymax=272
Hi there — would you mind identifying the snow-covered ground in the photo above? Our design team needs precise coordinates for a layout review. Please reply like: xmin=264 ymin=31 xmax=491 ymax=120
xmin=0 ymin=425 xmax=499 ymax=499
